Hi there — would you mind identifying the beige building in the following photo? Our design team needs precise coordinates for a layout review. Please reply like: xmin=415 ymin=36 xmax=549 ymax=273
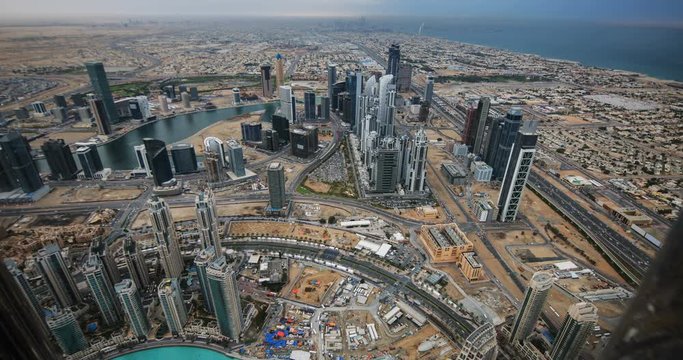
xmin=459 ymin=252 xmax=483 ymax=281
xmin=420 ymin=224 xmax=473 ymax=263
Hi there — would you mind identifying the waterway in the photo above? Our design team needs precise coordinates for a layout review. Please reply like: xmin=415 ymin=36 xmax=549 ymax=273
xmin=35 ymin=102 xmax=276 ymax=172
xmin=112 ymin=345 xmax=235 ymax=360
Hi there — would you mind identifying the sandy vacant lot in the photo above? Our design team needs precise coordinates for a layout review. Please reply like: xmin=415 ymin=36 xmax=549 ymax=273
xmin=229 ymin=220 xmax=359 ymax=248
xmin=30 ymin=131 xmax=98 ymax=147
xmin=285 ymin=266 xmax=341 ymax=306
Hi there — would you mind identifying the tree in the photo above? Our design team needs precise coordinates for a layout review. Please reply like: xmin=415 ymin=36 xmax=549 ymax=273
xmin=328 ymin=216 xmax=337 ymax=224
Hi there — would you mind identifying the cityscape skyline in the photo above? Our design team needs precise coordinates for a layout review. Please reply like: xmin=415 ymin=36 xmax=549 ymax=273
xmin=0 ymin=7 xmax=679 ymax=360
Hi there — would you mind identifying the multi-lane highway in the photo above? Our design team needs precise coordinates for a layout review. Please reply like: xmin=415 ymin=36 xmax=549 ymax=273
xmin=528 ymin=172 xmax=651 ymax=283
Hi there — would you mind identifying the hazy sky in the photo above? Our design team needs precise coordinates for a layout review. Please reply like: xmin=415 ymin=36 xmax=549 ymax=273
xmin=1 ymin=0 xmax=681 ymax=24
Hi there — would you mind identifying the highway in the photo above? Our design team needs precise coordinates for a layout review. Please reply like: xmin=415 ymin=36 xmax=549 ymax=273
xmin=226 ymin=239 xmax=475 ymax=342
xmin=528 ymin=172 xmax=651 ymax=283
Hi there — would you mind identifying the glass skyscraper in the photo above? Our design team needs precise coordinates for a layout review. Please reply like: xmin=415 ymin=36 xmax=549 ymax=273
xmin=206 ymin=256 xmax=243 ymax=339
xmin=85 ymin=62 xmax=119 ymax=124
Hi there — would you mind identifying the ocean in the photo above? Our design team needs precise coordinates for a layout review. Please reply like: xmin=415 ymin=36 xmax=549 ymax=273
xmin=369 ymin=17 xmax=683 ymax=82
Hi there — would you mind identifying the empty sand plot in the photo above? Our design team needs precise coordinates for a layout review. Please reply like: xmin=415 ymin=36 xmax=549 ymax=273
xmin=286 ymin=267 xmax=341 ymax=306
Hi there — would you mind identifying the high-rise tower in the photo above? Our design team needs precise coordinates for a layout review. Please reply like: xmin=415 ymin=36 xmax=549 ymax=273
xmin=46 ymin=309 xmax=88 ymax=355
xmin=275 ymin=54 xmax=285 ymax=88
xmin=487 ymin=108 xmax=523 ymax=179
xmin=206 ymin=256 xmax=243 ymax=339
xmin=41 ymin=139 xmax=78 ymax=180
xmin=85 ymin=62 xmax=119 ymax=124
xmin=510 ymin=271 xmax=554 ymax=342
xmin=35 ymin=244 xmax=81 ymax=308
xmin=457 ymin=323 xmax=498 ymax=360
xmin=386 ymin=44 xmax=401 ymax=78
xmin=550 ymin=302 xmax=598 ymax=360
xmin=404 ymin=128 xmax=428 ymax=192
xmin=115 ymin=279 xmax=150 ymax=339
xmin=279 ymin=86 xmax=294 ymax=123
xmin=424 ymin=75 xmax=434 ymax=103
xmin=0 ymin=131 xmax=44 ymax=193
xmin=304 ymin=91 xmax=316 ymax=121
xmin=148 ymin=196 xmax=184 ymax=278
xmin=90 ymin=237 xmax=121 ymax=286
xmin=157 ymin=278 xmax=187 ymax=335
xmin=123 ymin=237 xmax=150 ymax=291
xmin=0 ymin=261 xmax=57 ymax=360
xmin=83 ymin=254 xmax=121 ymax=326
xmin=260 ymin=64 xmax=273 ymax=98
xmin=195 ymin=188 xmax=221 ymax=253
xmin=497 ymin=123 xmax=538 ymax=222
xmin=194 ymin=246 xmax=216 ymax=313
xmin=472 ymin=97 xmax=491 ymax=156
xmin=143 ymin=138 xmax=174 ymax=186
xmin=327 ymin=63 xmax=337 ymax=102
xmin=267 ymin=162 xmax=286 ymax=212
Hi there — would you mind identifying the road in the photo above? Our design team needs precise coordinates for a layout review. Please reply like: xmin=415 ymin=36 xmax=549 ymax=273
xmin=226 ymin=239 xmax=475 ymax=343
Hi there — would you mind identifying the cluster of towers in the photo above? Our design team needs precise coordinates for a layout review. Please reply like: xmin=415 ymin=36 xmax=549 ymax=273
xmin=462 ymin=96 xmax=540 ymax=222
xmin=506 ymin=271 xmax=599 ymax=360
xmin=1 ymin=188 xmax=243 ymax=356
xmin=325 ymin=44 xmax=428 ymax=194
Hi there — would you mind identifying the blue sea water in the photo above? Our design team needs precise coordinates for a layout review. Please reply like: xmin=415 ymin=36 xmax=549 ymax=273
xmin=373 ymin=17 xmax=683 ymax=82
xmin=113 ymin=346 xmax=234 ymax=360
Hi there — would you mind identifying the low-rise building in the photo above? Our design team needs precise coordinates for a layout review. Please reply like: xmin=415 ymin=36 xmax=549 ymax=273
xmin=471 ymin=161 xmax=493 ymax=182
xmin=420 ymin=224 xmax=473 ymax=263
xmin=459 ymin=252 xmax=483 ymax=281
xmin=441 ymin=163 xmax=468 ymax=185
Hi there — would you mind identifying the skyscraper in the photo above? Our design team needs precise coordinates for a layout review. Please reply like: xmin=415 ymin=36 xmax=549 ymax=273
xmin=85 ymin=62 xmax=119 ymax=124
xmin=304 ymin=91 xmax=316 ymax=121
xmin=290 ymin=126 xmax=318 ymax=158
xmin=487 ymin=108 xmax=523 ymax=179
xmin=46 ymin=309 xmax=88 ymax=355
xmin=373 ymin=138 xmax=400 ymax=193
xmin=195 ymin=188 xmax=221 ymax=253
xmin=457 ymin=323 xmax=498 ymax=360
xmin=148 ymin=196 xmax=184 ymax=278
xmin=158 ymin=95 xmax=169 ymax=113
xmin=396 ymin=63 xmax=412 ymax=92
xmin=260 ymin=64 xmax=273 ymax=98
xmin=206 ymin=255 xmax=243 ymax=339
xmin=279 ymin=86 xmax=294 ymax=123
xmin=36 ymin=244 xmax=81 ymax=308
xmin=88 ymin=98 xmax=112 ymax=135
xmin=143 ymin=138 xmax=174 ymax=186
xmin=83 ymin=254 xmax=121 ymax=326
xmin=4 ymin=259 xmax=43 ymax=318
xmin=123 ymin=237 xmax=150 ymax=291
xmin=194 ymin=246 xmax=216 ymax=313
xmin=497 ymin=124 xmax=538 ymax=222
xmin=377 ymin=74 xmax=395 ymax=138
xmin=226 ymin=140 xmax=245 ymax=177
xmin=157 ymin=278 xmax=187 ymax=335
xmin=463 ymin=102 xmax=477 ymax=151
xmin=550 ymin=302 xmax=598 ymax=360
xmin=115 ymin=279 xmax=150 ymax=339
xmin=510 ymin=271 xmax=554 ymax=342
xmin=204 ymin=151 xmax=223 ymax=183
xmin=90 ymin=237 xmax=121 ymax=286
xmin=0 ymin=131 xmax=44 ymax=193
xmin=405 ymin=128 xmax=428 ymax=192
xmin=345 ymin=70 xmax=362 ymax=129
xmin=267 ymin=162 xmax=286 ymax=211
xmin=170 ymin=143 xmax=198 ymax=174
xmin=77 ymin=146 xmax=102 ymax=179
xmin=232 ymin=88 xmax=241 ymax=105
xmin=0 ymin=260 xmax=57 ymax=360
xmin=472 ymin=97 xmax=491 ymax=156
xmin=41 ymin=139 xmax=78 ymax=180
xmin=275 ymin=53 xmax=285 ymax=88
xmin=327 ymin=63 xmax=337 ymax=102
xmin=320 ymin=96 xmax=330 ymax=121
xmin=181 ymin=92 xmax=191 ymax=109
xmin=386 ymin=44 xmax=401 ymax=78
xmin=272 ymin=114 xmax=290 ymax=142
xmin=53 ymin=94 xmax=68 ymax=108
xmin=424 ymin=75 xmax=434 ymax=103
